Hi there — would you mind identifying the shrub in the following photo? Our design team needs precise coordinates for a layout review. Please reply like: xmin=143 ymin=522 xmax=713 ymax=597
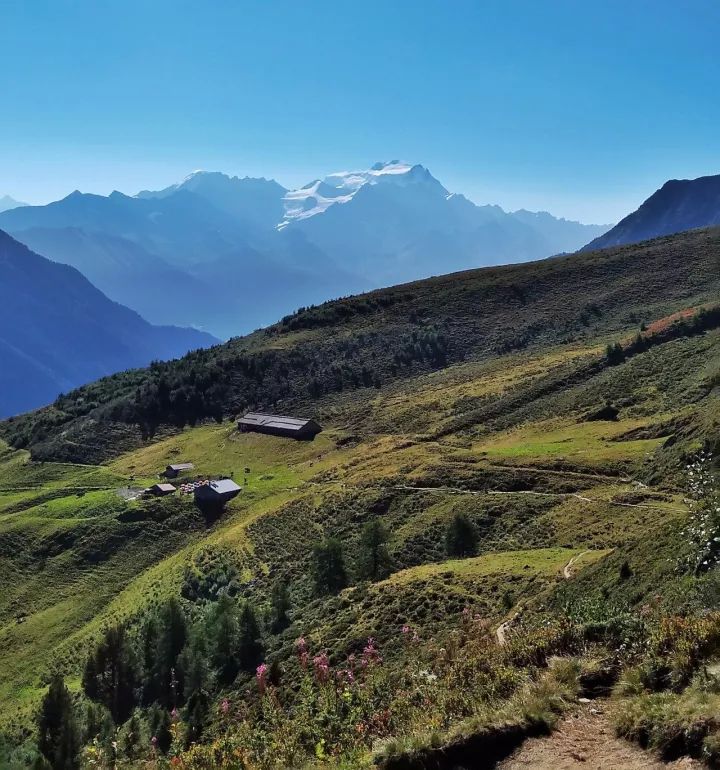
xmin=445 ymin=513 xmax=478 ymax=558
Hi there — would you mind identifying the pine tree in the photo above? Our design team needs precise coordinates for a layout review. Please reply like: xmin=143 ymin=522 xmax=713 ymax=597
xmin=312 ymin=538 xmax=348 ymax=595
xmin=445 ymin=512 xmax=478 ymax=558
xmin=148 ymin=706 xmax=172 ymax=754
xmin=82 ymin=625 xmax=138 ymax=724
xmin=181 ymin=628 xmax=211 ymax=699
xmin=141 ymin=615 xmax=160 ymax=706
xmin=356 ymin=520 xmax=394 ymax=582
xmin=238 ymin=602 xmax=264 ymax=671
xmin=37 ymin=674 xmax=80 ymax=770
xmin=156 ymin=598 xmax=188 ymax=706
xmin=209 ymin=594 xmax=240 ymax=685
xmin=270 ymin=581 xmax=291 ymax=632
xmin=605 ymin=342 xmax=626 ymax=365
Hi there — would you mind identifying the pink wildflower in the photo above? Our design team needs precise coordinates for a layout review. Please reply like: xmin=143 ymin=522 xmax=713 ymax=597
xmin=256 ymin=663 xmax=269 ymax=694
xmin=313 ymin=651 xmax=330 ymax=682
xmin=296 ymin=636 xmax=310 ymax=668
xmin=362 ymin=637 xmax=382 ymax=666
xmin=220 ymin=698 xmax=230 ymax=714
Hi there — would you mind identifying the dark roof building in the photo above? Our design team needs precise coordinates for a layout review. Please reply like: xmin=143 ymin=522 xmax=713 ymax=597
xmin=193 ymin=478 xmax=242 ymax=506
xmin=163 ymin=462 xmax=195 ymax=478
xmin=148 ymin=483 xmax=176 ymax=496
xmin=237 ymin=412 xmax=322 ymax=440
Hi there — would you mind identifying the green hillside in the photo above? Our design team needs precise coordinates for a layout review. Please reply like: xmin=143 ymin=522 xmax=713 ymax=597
xmin=2 ymin=228 xmax=720 ymax=768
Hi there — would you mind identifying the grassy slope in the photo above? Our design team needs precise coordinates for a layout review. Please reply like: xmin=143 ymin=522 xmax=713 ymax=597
xmin=0 ymin=229 xmax=719 ymax=741
xmin=3 ymin=226 xmax=719 ymax=463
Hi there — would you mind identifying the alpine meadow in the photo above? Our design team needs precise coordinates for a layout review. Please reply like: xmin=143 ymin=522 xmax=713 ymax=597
xmin=4 ymin=2 xmax=720 ymax=769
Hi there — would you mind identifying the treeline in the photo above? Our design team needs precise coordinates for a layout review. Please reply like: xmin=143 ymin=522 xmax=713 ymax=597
xmin=606 ymin=305 xmax=720 ymax=366
xmin=2 ymin=322 xmax=451 ymax=462
xmin=278 ymin=291 xmax=415 ymax=332
xmin=82 ymin=596 xmax=264 ymax=744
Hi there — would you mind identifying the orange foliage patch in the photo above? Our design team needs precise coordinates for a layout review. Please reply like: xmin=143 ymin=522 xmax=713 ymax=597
xmin=646 ymin=307 xmax=699 ymax=336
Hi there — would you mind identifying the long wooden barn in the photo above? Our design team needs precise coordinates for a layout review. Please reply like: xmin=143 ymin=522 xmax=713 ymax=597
xmin=237 ymin=412 xmax=322 ymax=440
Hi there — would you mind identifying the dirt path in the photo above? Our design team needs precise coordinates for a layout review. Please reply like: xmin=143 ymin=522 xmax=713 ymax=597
xmin=495 ymin=613 xmax=518 ymax=645
xmin=496 ymin=551 xmax=589 ymax=645
xmin=563 ymin=550 xmax=591 ymax=579
xmin=391 ymin=485 xmax=686 ymax=514
xmin=497 ymin=703 xmax=701 ymax=770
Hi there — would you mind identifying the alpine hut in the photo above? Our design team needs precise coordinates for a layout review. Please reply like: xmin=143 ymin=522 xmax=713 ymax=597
xmin=237 ymin=413 xmax=322 ymax=440
xmin=147 ymin=483 xmax=176 ymax=497
xmin=163 ymin=462 xmax=195 ymax=479
xmin=193 ymin=478 xmax=242 ymax=506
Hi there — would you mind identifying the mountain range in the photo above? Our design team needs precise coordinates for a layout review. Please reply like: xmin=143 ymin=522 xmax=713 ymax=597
xmin=0 ymin=162 xmax=610 ymax=338
xmin=0 ymin=194 xmax=26 ymax=213
xmin=0 ymin=229 xmax=216 ymax=418
xmin=583 ymin=172 xmax=720 ymax=251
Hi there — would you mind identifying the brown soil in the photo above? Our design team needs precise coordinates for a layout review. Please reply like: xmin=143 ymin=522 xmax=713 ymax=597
xmin=497 ymin=703 xmax=702 ymax=770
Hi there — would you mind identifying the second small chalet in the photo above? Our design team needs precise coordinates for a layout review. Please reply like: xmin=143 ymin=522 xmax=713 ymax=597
xmin=194 ymin=479 xmax=242 ymax=506
xmin=237 ymin=412 xmax=322 ymax=440
xmin=147 ymin=483 xmax=176 ymax=497
xmin=163 ymin=462 xmax=195 ymax=478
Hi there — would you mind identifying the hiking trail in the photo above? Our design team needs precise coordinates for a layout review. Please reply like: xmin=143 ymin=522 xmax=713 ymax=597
xmin=497 ymin=702 xmax=701 ymax=770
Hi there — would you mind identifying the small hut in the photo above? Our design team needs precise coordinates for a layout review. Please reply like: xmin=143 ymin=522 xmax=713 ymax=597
xmin=237 ymin=413 xmax=322 ymax=440
xmin=163 ymin=462 xmax=195 ymax=478
xmin=193 ymin=479 xmax=242 ymax=506
xmin=147 ymin=483 xmax=176 ymax=497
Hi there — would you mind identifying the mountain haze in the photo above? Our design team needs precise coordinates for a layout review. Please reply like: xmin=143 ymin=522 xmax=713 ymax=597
xmin=0 ymin=229 xmax=217 ymax=418
xmin=0 ymin=194 xmax=27 ymax=213
xmin=0 ymin=163 xmax=609 ymax=338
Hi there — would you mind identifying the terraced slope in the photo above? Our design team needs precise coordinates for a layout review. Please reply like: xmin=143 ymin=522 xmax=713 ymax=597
xmin=1 ymin=228 xmax=719 ymax=765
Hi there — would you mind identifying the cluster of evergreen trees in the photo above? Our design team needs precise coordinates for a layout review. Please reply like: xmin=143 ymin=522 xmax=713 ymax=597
xmin=81 ymin=596 xmax=263 ymax=745
xmin=311 ymin=514 xmax=478 ymax=598
xmin=311 ymin=520 xmax=395 ymax=596
xmin=35 ymin=593 xmax=267 ymax=769
xmin=34 ymin=512 xmax=482 ymax=768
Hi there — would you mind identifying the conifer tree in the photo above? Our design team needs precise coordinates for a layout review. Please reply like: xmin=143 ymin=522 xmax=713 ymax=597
xmin=356 ymin=520 xmax=394 ymax=582
xmin=82 ymin=625 xmax=138 ymax=724
xmin=312 ymin=537 xmax=348 ymax=595
xmin=37 ymin=674 xmax=80 ymax=770
xmin=156 ymin=598 xmax=188 ymax=706
xmin=445 ymin=512 xmax=478 ymax=558
xmin=238 ymin=602 xmax=264 ymax=671
xmin=209 ymin=593 xmax=240 ymax=685
xmin=270 ymin=581 xmax=291 ymax=632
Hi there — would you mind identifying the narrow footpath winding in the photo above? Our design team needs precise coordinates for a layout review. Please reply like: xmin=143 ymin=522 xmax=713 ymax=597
xmin=497 ymin=702 xmax=701 ymax=770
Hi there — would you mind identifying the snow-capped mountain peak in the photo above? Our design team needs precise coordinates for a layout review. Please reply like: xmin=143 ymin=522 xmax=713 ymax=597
xmin=280 ymin=161 xmax=443 ymax=227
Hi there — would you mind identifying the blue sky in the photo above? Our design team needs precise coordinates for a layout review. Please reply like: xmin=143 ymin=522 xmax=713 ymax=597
xmin=1 ymin=0 xmax=719 ymax=222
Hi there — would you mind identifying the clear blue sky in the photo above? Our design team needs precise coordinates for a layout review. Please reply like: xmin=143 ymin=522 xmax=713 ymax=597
xmin=1 ymin=0 xmax=719 ymax=222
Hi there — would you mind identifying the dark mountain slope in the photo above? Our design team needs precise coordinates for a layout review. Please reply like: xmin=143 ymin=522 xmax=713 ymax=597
xmin=4 ymin=226 xmax=719 ymax=462
xmin=0 ymin=230 xmax=217 ymax=418
xmin=583 ymin=173 xmax=720 ymax=251
xmin=10 ymin=226 xmax=219 ymax=328
xmin=0 ymin=189 xmax=363 ymax=337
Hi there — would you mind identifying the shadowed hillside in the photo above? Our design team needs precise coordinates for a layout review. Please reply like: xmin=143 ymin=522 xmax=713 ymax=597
xmin=583 ymin=173 xmax=720 ymax=251
xmin=0 ymin=230 xmax=217 ymax=418
xmin=3 ymin=227 xmax=719 ymax=463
